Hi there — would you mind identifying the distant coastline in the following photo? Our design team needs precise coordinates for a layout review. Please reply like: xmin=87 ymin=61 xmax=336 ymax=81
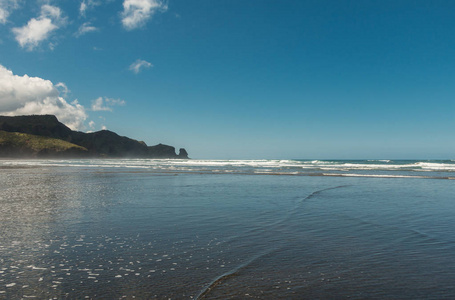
xmin=0 ymin=115 xmax=188 ymax=159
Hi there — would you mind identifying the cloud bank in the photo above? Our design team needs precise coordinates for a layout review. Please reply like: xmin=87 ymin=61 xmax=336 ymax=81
xmin=12 ymin=4 xmax=66 ymax=50
xmin=0 ymin=64 xmax=87 ymax=130
xmin=121 ymin=0 xmax=167 ymax=30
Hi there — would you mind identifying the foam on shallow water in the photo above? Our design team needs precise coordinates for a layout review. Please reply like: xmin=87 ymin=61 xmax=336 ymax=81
xmin=2 ymin=159 xmax=454 ymax=180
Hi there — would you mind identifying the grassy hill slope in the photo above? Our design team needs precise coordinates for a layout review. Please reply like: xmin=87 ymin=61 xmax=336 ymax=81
xmin=0 ymin=130 xmax=88 ymax=158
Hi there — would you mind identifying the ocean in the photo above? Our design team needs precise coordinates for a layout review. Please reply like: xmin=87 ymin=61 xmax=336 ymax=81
xmin=0 ymin=159 xmax=454 ymax=299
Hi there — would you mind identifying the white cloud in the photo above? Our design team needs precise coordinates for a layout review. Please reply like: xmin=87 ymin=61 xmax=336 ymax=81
xmin=129 ymin=59 xmax=152 ymax=74
xmin=0 ymin=0 xmax=20 ymax=24
xmin=41 ymin=5 xmax=62 ymax=19
xmin=55 ymin=82 xmax=69 ymax=97
xmin=0 ymin=8 xmax=6 ymax=24
xmin=79 ymin=1 xmax=87 ymax=16
xmin=75 ymin=22 xmax=98 ymax=37
xmin=12 ymin=18 xmax=57 ymax=49
xmin=0 ymin=64 xmax=87 ymax=130
xmin=12 ymin=4 xmax=66 ymax=50
xmin=91 ymin=97 xmax=111 ymax=111
xmin=91 ymin=96 xmax=125 ymax=111
xmin=79 ymin=0 xmax=100 ymax=17
xmin=105 ymin=98 xmax=126 ymax=106
xmin=121 ymin=0 xmax=167 ymax=30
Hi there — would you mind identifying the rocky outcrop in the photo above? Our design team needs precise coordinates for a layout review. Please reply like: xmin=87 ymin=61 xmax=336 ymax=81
xmin=0 ymin=115 xmax=189 ymax=159
xmin=178 ymin=148 xmax=189 ymax=159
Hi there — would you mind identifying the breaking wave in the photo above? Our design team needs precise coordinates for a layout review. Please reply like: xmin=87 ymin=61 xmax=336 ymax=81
xmin=1 ymin=159 xmax=454 ymax=179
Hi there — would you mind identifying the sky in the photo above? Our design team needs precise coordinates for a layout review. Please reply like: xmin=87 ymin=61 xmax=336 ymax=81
xmin=0 ymin=0 xmax=455 ymax=159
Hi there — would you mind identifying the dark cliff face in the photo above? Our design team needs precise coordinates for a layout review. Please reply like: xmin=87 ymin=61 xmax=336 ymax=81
xmin=72 ymin=130 xmax=150 ymax=157
xmin=0 ymin=115 xmax=189 ymax=159
xmin=0 ymin=115 xmax=73 ymax=140
xmin=147 ymin=143 xmax=179 ymax=158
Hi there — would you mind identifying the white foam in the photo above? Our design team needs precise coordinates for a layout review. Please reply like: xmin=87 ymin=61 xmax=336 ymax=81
xmin=2 ymin=159 xmax=454 ymax=176
xmin=322 ymin=173 xmax=444 ymax=179
xmin=367 ymin=159 xmax=391 ymax=163
xmin=414 ymin=162 xmax=455 ymax=171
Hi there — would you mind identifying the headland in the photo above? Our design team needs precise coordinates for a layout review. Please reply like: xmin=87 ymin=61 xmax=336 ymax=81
xmin=0 ymin=115 xmax=188 ymax=159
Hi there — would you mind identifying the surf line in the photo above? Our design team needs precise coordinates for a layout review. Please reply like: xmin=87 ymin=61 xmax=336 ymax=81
xmin=195 ymin=248 xmax=278 ymax=299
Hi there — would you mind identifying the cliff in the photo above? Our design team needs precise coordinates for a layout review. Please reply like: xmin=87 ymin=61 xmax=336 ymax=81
xmin=0 ymin=115 xmax=189 ymax=159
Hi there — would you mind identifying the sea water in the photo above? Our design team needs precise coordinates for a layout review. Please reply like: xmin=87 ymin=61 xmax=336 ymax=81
xmin=0 ymin=159 xmax=454 ymax=299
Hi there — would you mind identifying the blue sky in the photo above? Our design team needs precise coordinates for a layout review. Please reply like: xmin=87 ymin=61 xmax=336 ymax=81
xmin=1 ymin=0 xmax=454 ymax=159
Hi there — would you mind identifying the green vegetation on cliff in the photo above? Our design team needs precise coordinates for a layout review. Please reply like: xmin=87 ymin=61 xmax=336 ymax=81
xmin=0 ymin=130 xmax=88 ymax=157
